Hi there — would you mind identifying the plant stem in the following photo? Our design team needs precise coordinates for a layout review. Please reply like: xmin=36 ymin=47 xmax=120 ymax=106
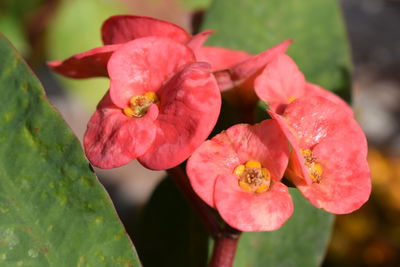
xmin=167 ymin=166 xmax=220 ymax=238
xmin=209 ymin=225 xmax=241 ymax=267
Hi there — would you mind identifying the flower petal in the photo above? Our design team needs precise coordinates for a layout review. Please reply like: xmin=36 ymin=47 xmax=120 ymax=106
xmin=255 ymin=54 xmax=305 ymax=112
xmin=223 ymin=120 xmax=290 ymax=180
xmin=228 ymin=39 xmax=292 ymax=82
xmin=138 ymin=62 xmax=221 ymax=170
xmin=84 ymin=92 xmax=157 ymax=169
xmin=186 ymin=30 xmax=214 ymax=51
xmin=108 ymin=37 xmax=195 ymax=108
xmin=187 ymin=133 xmax=241 ymax=207
xmin=297 ymin=135 xmax=371 ymax=214
xmin=214 ymin=174 xmax=293 ymax=232
xmin=194 ymin=46 xmax=251 ymax=72
xmin=102 ymin=15 xmax=190 ymax=45
xmin=281 ymin=96 xmax=355 ymax=149
xmin=268 ymin=111 xmax=313 ymax=185
xmin=47 ymin=44 xmax=120 ymax=78
xmin=305 ymin=82 xmax=353 ymax=116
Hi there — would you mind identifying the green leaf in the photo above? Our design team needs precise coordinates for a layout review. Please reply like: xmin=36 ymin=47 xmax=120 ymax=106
xmin=0 ymin=34 xmax=141 ymax=266
xmin=46 ymin=0 xmax=126 ymax=109
xmin=234 ymin=189 xmax=334 ymax=267
xmin=202 ymin=0 xmax=351 ymax=94
xmin=134 ymin=177 xmax=209 ymax=267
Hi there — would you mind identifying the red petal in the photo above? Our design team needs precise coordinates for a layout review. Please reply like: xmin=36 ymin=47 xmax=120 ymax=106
xmin=282 ymin=96 xmax=355 ymax=149
xmin=215 ymin=174 xmax=293 ymax=232
xmin=186 ymin=30 xmax=214 ymax=51
xmin=47 ymin=44 xmax=120 ymax=78
xmin=223 ymin=120 xmax=290 ymax=180
xmin=255 ymin=54 xmax=305 ymax=112
xmin=102 ymin=15 xmax=190 ymax=45
xmin=194 ymin=46 xmax=251 ymax=72
xmin=186 ymin=133 xmax=242 ymax=207
xmin=186 ymin=119 xmax=289 ymax=207
xmin=138 ymin=62 xmax=221 ymax=170
xmin=228 ymin=39 xmax=292 ymax=81
xmin=268 ymin=111 xmax=313 ymax=185
xmin=108 ymin=37 xmax=195 ymax=108
xmin=84 ymin=92 xmax=157 ymax=169
xmin=305 ymin=83 xmax=353 ymax=115
xmin=297 ymin=135 xmax=371 ymax=214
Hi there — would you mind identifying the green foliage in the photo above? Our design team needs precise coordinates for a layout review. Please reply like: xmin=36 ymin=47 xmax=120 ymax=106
xmin=46 ymin=0 xmax=126 ymax=109
xmin=134 ymin=178 xmax=209 ymax=267
xmin=234 ymin=189 xmax=334 ymax=267
xmin=202 ymin=0 xmax=351 ymax=93
xmin=0 ymin=34 xmax=141 ymax=266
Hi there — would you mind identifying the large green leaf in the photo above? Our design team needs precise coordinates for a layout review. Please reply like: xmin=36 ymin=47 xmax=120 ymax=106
xmin=234 ymin=189 xmax=334 ymax=267
xmin=202 ymin=0 xmax=351 ymax=93
xmin=0 ymin=35 xmax=141 ymax=266
xmin=134 ymin=177 xmax=209 ymax=267
xmin=46 ymin=0 xmax=126 ymax=109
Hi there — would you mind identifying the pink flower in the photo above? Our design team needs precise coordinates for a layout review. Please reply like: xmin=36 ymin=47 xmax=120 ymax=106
xmin=187 ymin=120 xmax=293 ymax=231
xmin=254 ymin=53 xmax=352 ymax=114
xmin=48 ymin=15 xmax=206 ymax=78
xmin=84 ymin=37 xmax=221 ymax=170
xmin=269 ymin=96 xmax=370 ymax=214
xmin=194 ymin=40 xmax=292 ymax=108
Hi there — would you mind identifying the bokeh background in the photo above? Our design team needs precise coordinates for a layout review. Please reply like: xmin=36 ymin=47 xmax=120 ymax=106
xmin=1 ymin=0 xmax=399 ymax=266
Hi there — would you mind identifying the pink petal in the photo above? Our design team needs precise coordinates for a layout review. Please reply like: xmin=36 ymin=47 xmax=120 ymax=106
xmin=305 ymin=82 xmax=354 ymax=116
xmin=108 ymin=37 xmax=195 ymax=108
xmin=255 ymin=54 xmax=305 ymax=112
xmin=194 ymin=46 xmax=251 ymax=72
xmin=102 ymin=15 xmax=190 ymax=45
xmin=268 ymin=111 xmax=313 ymax=185
xmin=186 ymin=30 xmax=214 ymax=51
xmin=186 ymin=133 xmax=242 ymax=207
xmin=297 ymin=135 xmax=371 ymax=214
xmin=214 ymin=174 xmax=293 ymax=232
xmin=186 ymin=119 xmax=289 ymax=207
xmin=47 ymin=44 xmax=121 ymax=78
xmin=223 ymin=120 xmax=290 ymax=180
xmin=281 ymin=96 xmax=355 ymax=149
xmin=138 ymin=62 xmax=221 ymax=170
xmin=83 ymin=92 xmax=157 ymax=169
xmin=229 ymin=39 xmax=292 ymax=81
xmin=213 ymin=39 xmax=291 ymax=92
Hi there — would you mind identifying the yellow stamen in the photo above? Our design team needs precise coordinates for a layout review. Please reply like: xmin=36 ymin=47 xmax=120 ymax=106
xmin=245 ymin=160 xmax=261 ymax=169
xmin=301 ymin=149 xmax=323 ymax=183
xmin=238 ymin=181 xmax=253 ymax=193
xmin=123 ymin=108 xmax=135 ymax=118
xmin=124 ymin=91 xmax=159 ymax=118
xmin=287 ymin=96 xmax=297 ymax=103
xmin=234 ymin=165 xmax=246 ymax=176
xmin=233 ymin=160 xmax=271 ymax=193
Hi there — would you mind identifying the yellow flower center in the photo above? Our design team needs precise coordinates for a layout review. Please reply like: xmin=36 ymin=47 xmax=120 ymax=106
xmin=233 ymin=160 xmax=271 ymax=193
xmin=301 ymin=149 xmax=323 ymax=183
xmin=287 ymin=96 xmax=297 ymax=103
xmin=123 ymin=92 xmax=159 ymax=118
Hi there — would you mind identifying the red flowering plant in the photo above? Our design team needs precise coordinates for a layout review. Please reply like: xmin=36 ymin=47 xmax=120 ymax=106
xmin=46 ymin=12 xmax=371 ymax=267
xmin=186 ymin=120 xmax=293 ymax=231
xmin=253 ymin=53 xmax=371 ymax=213
xmin=83 ymin=37 xmax=221 ymax=170
xmin=48 ymin=15 xmax=204 ymax=78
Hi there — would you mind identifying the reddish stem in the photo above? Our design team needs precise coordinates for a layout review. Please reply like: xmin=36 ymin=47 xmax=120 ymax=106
xmin=209 ymin=226 xmax=241 ymax=267
xmin=167 ymin=166 xmax=220 ymax=238
xmin=167 ymin=167 xmax=242 ymax=267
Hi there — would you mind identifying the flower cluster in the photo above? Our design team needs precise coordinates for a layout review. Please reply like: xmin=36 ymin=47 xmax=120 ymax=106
xmin=49 ymin=15 xmax=371 ymax=232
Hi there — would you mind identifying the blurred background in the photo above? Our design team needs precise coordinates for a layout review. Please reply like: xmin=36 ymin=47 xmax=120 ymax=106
xmin=1 ymin=0 xmax=399 ymax=266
